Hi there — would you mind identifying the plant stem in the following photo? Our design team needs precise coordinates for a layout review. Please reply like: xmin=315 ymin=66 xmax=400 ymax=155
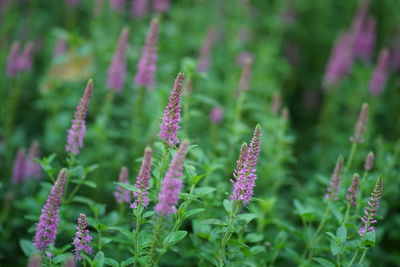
xmin=147 ymin=216 xmax=164 ymax=267
xmin=358 ymin=248 xmax=368 ymax=264
xmin=348 ymin=248 xmax=359 ymax=266
xmin=134 ymin=206 xmax=142 ymax=267
xmin=344 ymin=142 xmax=357 ymax=179
xmin=343 ymin=203 xmax=350 ymax=225
xmin=218 ymin=201 xmax=240 ymax=267
xmin=156 ymin=145 xmax=170 ymax=193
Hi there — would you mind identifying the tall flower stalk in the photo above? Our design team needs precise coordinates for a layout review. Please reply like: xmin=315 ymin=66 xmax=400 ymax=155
xmin=159 ymin=72 xmax=185 ymax=147
xmin=72 ymin=213 xmax=93 ymax=261
xmin=66 ymin=80 xmax=94 ymax=155
xmin=369 ymin=49 xmax=390 ymax=96
xmin=33 ymin=169 xmax=68 ymax=251
xmin=114 ymin=167 xmax=131 ymax=204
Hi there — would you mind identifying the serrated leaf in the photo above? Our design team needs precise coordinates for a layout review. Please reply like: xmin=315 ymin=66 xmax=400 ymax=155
xmin=336 ymin=225 xmax=347 ymax=242
xmin=164 ymin=230 xmax=188 ymax=247
xmin=330 ymin=242 xmax=341 ymax=256
xmin=223 ymin=199 xmax=232 ymax=213
xmin=313 ymin=257 xmax=335 ymax=267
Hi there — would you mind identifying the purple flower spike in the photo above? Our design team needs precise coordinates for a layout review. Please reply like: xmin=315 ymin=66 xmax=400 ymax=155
xmin=350 ymin=103 xmax=369 ymax=144
xmin=110 ymin=0 xmax=126 ymax=11
xmin=230 ymin=142 xmax=248 ymax=185
xmin=354 ymin=16 xmax=376 ymax=62
xmin=107 ymin=27 xmax=130 ymax=93
xmin=34 ymin=169 xmax=68 ymax=251
xmin=155 ymin=141 xmax=188 ymax=216
xmin=66 ymin=80 xmax=94 ymax=155
xmin=54 ymin=38 xmax=68 ymax=58
xmin=6 ymin=41 xmax=21 ymax=76
xmin=153 ymin=0 xmax=170 ymax=12
xmin=231 ymin=125 xmax=262 ymax=204
xmin=364 ymin=151 xmax=375 ymax=171
xmin=114 ymin=167 xmax=131 ymax=204
xmin=369 ymin=49 xmax=390 ymax=96
xmin=238 ymin=54 xmax=253 ymax=92
xmin=209 ymin=107 xmax=223 ymax=125
xmin=197 ymin=27 xmax=217 ymax=72
xmin=131 ymin=147 xmax=152 ymax=208
xmin=12 ymin=149 xmax=26 ymax=184
xmin=159 ymin=72 xmax=184 ymax=147
xmin=346 ymin=173 xmax=359 ymax=207
xmin=359 ymin=177 xmax=383 ymax=236
xmin=324 ymin=156 xmax=344 ymax=201
xmin=17 ymin=42 xmax=34 ymax=72
xmin=25 ymin=141 xmax=42 ymax=180
xmin=134 ymin=17 xmax=159 ymax=88
xmin=131 ymin=0 xmax=147 ymax=17
xmin=72 ymin=213 xmax=93 ymax=261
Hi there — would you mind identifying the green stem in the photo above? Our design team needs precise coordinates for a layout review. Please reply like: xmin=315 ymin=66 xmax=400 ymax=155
xmin=156 ymin=145 xmax=170 ymax=193
xmin=218 ymin=201 xmax=240 ymax=267
xmin=358 ymin=248 xmax=368 ymax=264
xmin=344 ymin=143 xmax=357 ymax=179
xmin=134 ymin=206 xmax=142 ymax=267
xmin=147 ymin=216 xmax=165 ymax=267
xmin=348 ymin=249 xmax=359 ymax=266
xmin=343 ymin=203 xmax=351 ymax=225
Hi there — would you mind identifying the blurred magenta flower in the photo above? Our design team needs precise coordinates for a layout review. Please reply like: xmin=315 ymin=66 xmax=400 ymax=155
xmin=364 ymin=151 xmax=375 ymax=171
xmin=107 ymin=27 xmax=130 ymax=93
xmin=325 ymin=156 xmax=344 ymax=200
xmin=131 ymin=0 xmax=147 ymax=17
xmin=72 ymin=213 xmax=93 ymax=260
xmin=12 ymin=148 xmax=26 ymax=184
xmin=369 ymin=49 xmax=390 ymax=96
xmin=27 ymin=254 xmax=41 ymax=267
xmin=350 ymin=103 xmax=369 ymax=143
xmin=110 ymin=0 xmax=126 ymax=11
xmin=34 ymin=169 xmax=68 ymax=250
xmin=238 ymin=54 xmax=253 ymax=92
xmin=134 ymin=17 xmax=159 ymax=88
xmin=197 ymin=27 xmax=217 ymax=72
xmin=17 ymin=42 xmax=34 ymax=72
xmin=359 ymin=177 xmax=383 ymax=236
xmin=159 ymin=72 xmax=184 ymax=147
xmin=346 ymin=173 xmax=359 ymax=206
xmin=66 ymin=80 xmax=94 ymax=155
xmin=131 ymin=147 xmax=152 ymax=208
xmin=209 ymin=107 xmax=223 ymax=124
xmin=354 ymin=16 xmax=376 ymax=62
xmin=114 ymin=167 xmax=131 ymax=204
xmin=153 ymin=0 xmax=170 ymax=12
xmin=66 ymin=0 xmax=80 ymax=6
xmin=53 ymin=38 xmax=68 ymax=58
xmin=6 ymin=41 xmax=20 ymax=76
xmin=155 ymin=141 xmax=188 ymax=216
xmin=231 ymin=125 xmax=262 ymax=204
xmin=25 ymin=141 xmax=41 ymax=180
xmin=236 ymin=51 xmax=254 ymax=67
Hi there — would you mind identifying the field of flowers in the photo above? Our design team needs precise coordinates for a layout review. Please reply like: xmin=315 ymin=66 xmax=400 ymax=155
xmin=1 ymin=0 xmax=400 ymax=266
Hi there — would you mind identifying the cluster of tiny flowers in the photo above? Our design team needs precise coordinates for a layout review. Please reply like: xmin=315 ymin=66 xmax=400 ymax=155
xmin=72 ymin=213 xmax=93 ymax=261
xmin=114 ymin=167 xmax=131 ymax=204
xmin=6 ymin=41 xmax=34 ymax=76
xmin=369 ymin=49 xmax=390 ymax=96
xmin=155 ymin=141 xmax=188 ymax=216
xmin=131 ymin=0 xmax=148 ymax=17
xmin=34 ymin=169 xmax=68 ymax=250
xmin=107 ymin=27 xmax=129 ymax=93
xmin=159 ymin=72 xmax=184 ymax=147
xmin=346 ymin=173 xmax=359 ymax=206
xmin=359 ymin=177 xmax=384 ymax=236
xmin=209 ymin=107 xmax=223 ymax=125
xmin=231 ymin=125 xmax=262 ymax=204
xmin=354 ymin=16 xmax=375 ymax=62
xmin=66 ymin=80 xmax=93 ymax=155
xmin=238 ymin=55 xmax=253 ymax=92
xmin=153 ymin=0 xmax=170 ymax=12
xmin=13 ymin=141 xmax=42 ymax=184
xmin=364 ymin=151 xmax=375 ymax=171
xmin=350 ymin=103 xmax=369 ymax=143
xmin=134 ymin=17 xmax=159 ymax=87
xmin=325 ymin=156 xmax=344 ymax=200
xmin=131 ymin=147 xmax=153 ymax=208
xmin=197 ymin=27 xmax=217 ymax=72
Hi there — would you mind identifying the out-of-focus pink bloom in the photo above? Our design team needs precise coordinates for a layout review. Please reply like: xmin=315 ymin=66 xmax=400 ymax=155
xmin=131 ymin=0 xmax=147 ymax=17
xmin=66 ymin=0 xmax=80 ymax=6
xmin=369 ymin=49 xmax=390 ymax=96
xmin=271 ymin=93 xmax=282 ymax=115
xmin=134 ymin=17 xmax=159 ymax=88
xmin=209 ymin=107 xmax=223 ymax=124
xmin=107 ymin=27 xmax=130 ymax=93
xmin=350 ymin=103 xmax=369 ymax=143
xmin=238 ymin=54 xmax=253 ymax=92
xmin=12 ymin=149 xmax=26 ymax=184
xmin=354 ymin=16 xmax=376 ymax=62
xmin=281 ymin=0 xmax=296 ymax=25
xmin=153 ymin=0 xmax=170 ymax=12
xmin=346 ymin=173 xmax=359 ymax=207
xmin=54 ymin=38 xmax=68 ymax=58
xmin=110 ymin=0 xmax=125 ymax=11
xmin=6 ymin=41 xmax=20 ymax=76
xmin=236 ymin=51 xmax=254 ymax=67
xmin=325 ymin=156 xmax=344 ymax=200
xmin=114 ymin=167 xmax=131 ymax=204
xmin=28 ymin=254 xmax=41 ymax=267
xmin=17 ymin=42 xmax=34 ymax=72
xmin=197 ymin=27 xmax=218 ymax=72
xmin=391 ymin=45 xmax=400 ymax=72
xmin=25 ymin=141 xmax=41 ymax=180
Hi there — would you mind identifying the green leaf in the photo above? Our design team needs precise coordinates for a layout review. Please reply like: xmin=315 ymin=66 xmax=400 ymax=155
xmin=363 ymin=231 xmax=376 ymax=247
xmin=19 ymin=239 xmax=38 ymax=256
xmin=194 ymin=187 xmax=216 ymax=196
xmin=93 ymin=251 xmax=105 ymax=267
xmin=52 ymin=254 xmax=69 ymax=264
xmin=330 ymin=242 xmax=341 ymax=256
xmin=201 ymin=219 xmax=226 ymax=226
xmin=336 ymin=225 xmax=347 ymax=242
xmin=164 ymin=230 xmax=188 ymax=247
xmin=114 ymin=182 xmax=137 ymax=192
xmin=313 ymin=257 xmax=335 ymax=267
xmin=245 ymin=233 xmax=264 ymax=243
xmin=71 ymin=196 xmax=95 ymax=206
xmin=121 ymin=256 xmax=136 ymax=266
xmin=237 ymin=213 xmax=257 ymax=223
xmin=70 ymin=179 xmax=97 ymax=188
xmin=200 ymin=252 xmax=219 ymax=266
xmin=191 ymin=173 xmax=207 ymax=185
xmin=143 ymin=211 xmax=155 ymax=218
xmin=293 ymin=199 xmax=305 ymax=214
xmin=325 ymin=232 xmax=337 ymax=241
xmin=183 ymin=208 xmax=205 ymax=219
xmin=223 ymin=199 xmax=232 ymax=213
xmin=104 ymin=257 xmax=119 ymax=267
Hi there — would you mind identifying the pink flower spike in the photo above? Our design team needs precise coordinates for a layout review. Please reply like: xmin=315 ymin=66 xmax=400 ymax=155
xmin=134 ymin=17 xmax=159 ymax=88
xmin=107 ymin=27 xmax=130 ymax=93
xmin=17 ymin=42 xmax=34 ymax=72
xmin=66 ymin=80 xmax=94 ymax=155
xmin=110 ymin=0 xmax=126 ymax=11
xmin=350 ymin=103 xmax=369 ymax=144
xmin=131 ymin=147 xmax=152 ymax=208
xmin=324 ymin=156 xmax=344 ymax=201
xmin=153 ymin=0 xmax=170 ymax=12
xmin=209 ymin=107 xmax=223 ymax=125
xmin=72 ymin=213 xmax=93 ymax=261
xmin=12 ymin=149 xmax=26 ymax=184
xmin=6 ymin=41 xmax=21 ymax=76
xmin=114 ymin=167 xmax=131 ymax=204
xmin=131 ymin=0 xmax=147 ymax=18
xmin=369 ymin=49 xmax=390 ymax=96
